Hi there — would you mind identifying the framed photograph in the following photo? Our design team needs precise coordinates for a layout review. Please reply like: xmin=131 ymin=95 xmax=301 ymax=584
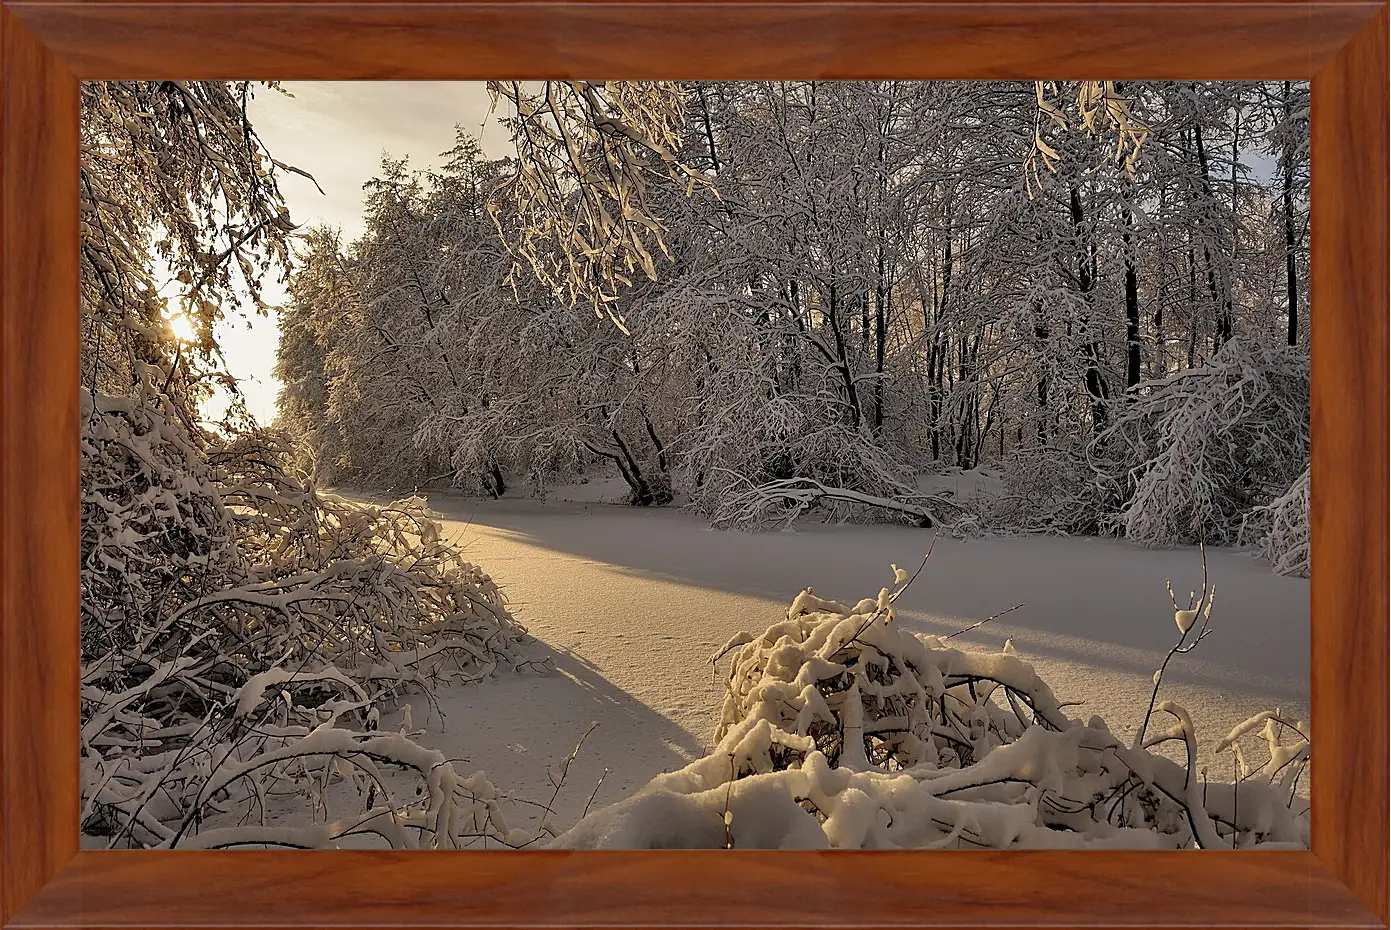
xmin=1 ymin=1 xmax=1385 ymax=928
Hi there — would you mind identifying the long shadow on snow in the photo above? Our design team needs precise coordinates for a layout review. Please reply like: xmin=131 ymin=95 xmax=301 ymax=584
xmin=406 ymin=641 xmax=706 ymax=827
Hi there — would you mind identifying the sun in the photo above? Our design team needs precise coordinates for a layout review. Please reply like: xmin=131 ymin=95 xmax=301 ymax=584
xmin=166 ymin=312 xmax=197 ymax=344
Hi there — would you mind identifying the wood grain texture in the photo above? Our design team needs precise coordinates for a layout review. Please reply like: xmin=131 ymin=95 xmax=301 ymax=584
xmin=1310 ymin=7 xmax=1390 ymax=926
xmin=1 ymin=2 xmax=1382 ymax=80
xmin=7 ymin=849 xmax=1387 ymax=928
xmin=0 ymin=4 xmax=79 ymax=926
xmin=0 ymin=1 xmax=1386 ymax=928
xmin=3 ymin=0 xmax=1384 ymax=6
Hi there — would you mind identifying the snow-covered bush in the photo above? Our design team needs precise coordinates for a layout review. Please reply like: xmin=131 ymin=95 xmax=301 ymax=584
xmin=1099 ymin=339 xmax=1309 ymax=547
xmin=81 ymin=376 xmax=239 ymax=655
xmin=1241 ymin=465 xmax=1310 ymax=577
xmin=85 ymin=702 xmax=528 ymax=850
xmin=710 ymin=474 xmax=963 ymax=532
xmin=80 ymin=381 xmax=537 ymax=847
xmin=989 ymin=442 xmax=1112 ymax=536
xmin=551 ymin=569 xmax=1309 ymax=850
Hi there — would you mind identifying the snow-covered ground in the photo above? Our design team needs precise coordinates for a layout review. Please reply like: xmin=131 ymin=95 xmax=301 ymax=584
xmin=382 ymin=491 xmax=1309 ymax=836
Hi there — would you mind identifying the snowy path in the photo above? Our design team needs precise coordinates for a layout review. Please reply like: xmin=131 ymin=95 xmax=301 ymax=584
xmin=397 ymin=495 xmax=1310 ymax=834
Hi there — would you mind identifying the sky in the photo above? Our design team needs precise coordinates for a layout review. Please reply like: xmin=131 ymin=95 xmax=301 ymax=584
xmin=210 ymin=82 xmax=511 ymax=424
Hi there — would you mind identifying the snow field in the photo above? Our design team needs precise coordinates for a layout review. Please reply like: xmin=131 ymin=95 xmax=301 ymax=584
xmin=402 ymin=494 xmax=1309 ymax=839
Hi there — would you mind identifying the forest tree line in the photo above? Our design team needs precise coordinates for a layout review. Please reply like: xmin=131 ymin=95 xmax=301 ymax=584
xmin=271 ymin=81 xmax=1311 ymax=567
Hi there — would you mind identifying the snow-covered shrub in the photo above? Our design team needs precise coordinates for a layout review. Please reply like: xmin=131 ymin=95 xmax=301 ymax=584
xmin=682 ymin=364 xmax=945 ymax=531
xmin=989 ymin=442 xmax=1112 ymax=536
xmin=1098 ymin=339 xmax=1309 ymax=547
xmin=709 ymin=474 xmax=964 ymax=532
xmin=85 ymin=700 xmax=528 ymax=849
xmin=684 ymin=348 xmax=960 ymax=532
xmin=1241 ymin=465 xmax=1310 ymax=577
xmin=81 ymin=384 xmax=537 ymax=847
xmin=80 ymin=378 xmax=240 ymax=655
xmin=551 ymin=570 xmax=1309 ymax=850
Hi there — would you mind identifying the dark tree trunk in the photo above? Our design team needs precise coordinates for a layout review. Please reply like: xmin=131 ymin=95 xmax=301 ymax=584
xmin=643 ymin=413 xmax=668 ymax=474
xmin=1034 ymin=297 xmax=1050 ymax=444
xmin=612 ymin=428 xmax=654 ymax=506
xmin=861 ymin=290 xmax=871 ymax=352
xmin=695 ymin=83 xmax=721 ymax=173
xmin=486 ymin=460 xmax=506 ymax=498
xmin=873 ymin=245 xmax=887 ymax=435
xmin=1123 ymin=190 xmax=1142 ymax=388
xmin=931 ymin=221 xmax=953 ymax=459
xmin=1070 ymin=185 xmax=1110 ymax=433
xmin=1282 ymin=82 xmax=1300 ymax=347
xmin=825 ymin=284 xmax=863 ymax=431
xmin=1186 ymin=241 xmax=1200 ymax=369
xmin=1193 ymin=122 xmax=1234 ymax=347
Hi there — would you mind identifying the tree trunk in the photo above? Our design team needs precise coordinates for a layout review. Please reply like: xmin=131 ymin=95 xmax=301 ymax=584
xmin=1193 ymin=121 xmax=1234 ymax=347
xmin=931 ymin=221 xmax=953 ymax=459
xmin=695 ymin=83 xmax=721 ymax=173
xmin=643 ymin=412 xmax=669 ymax=474
xmin=1122 ymin=184 xmax=1142 ymax=388
xmin=1282 ymin=81 xmax=1299 ymax=347
xmin=1070 ymin=185 xmax=1110 ymax=433
xmin=825 ymin=284 xmax=863 ymax=431
xmin=485 ymin=459 xmax=506 ymax=499
xmin=873 ymin=245 xmax=887 ymax=435
xmin=1034 ymin=297 xmax=1050 ymax=444
xmin=612 ymin=428 xmax=654 ymax=506
xmin=1186 ymin=240 xmax=1200 ymax=369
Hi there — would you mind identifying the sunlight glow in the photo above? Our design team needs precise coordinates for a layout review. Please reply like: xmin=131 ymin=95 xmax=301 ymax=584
xmin=166 ymin=312 xmax=197 ymax=344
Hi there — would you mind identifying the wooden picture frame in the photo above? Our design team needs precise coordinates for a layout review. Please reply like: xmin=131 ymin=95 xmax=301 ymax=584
xmin=1 ymin=2 xmax=1385 ymax=927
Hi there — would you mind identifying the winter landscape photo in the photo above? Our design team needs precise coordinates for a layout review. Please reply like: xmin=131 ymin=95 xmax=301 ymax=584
xmin=80 ymin=80 xmax=1312 ymax=851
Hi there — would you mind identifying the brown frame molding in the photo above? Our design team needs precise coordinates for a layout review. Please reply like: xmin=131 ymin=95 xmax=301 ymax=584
xmin=1 ymin=3 xmax=1385 ymax=927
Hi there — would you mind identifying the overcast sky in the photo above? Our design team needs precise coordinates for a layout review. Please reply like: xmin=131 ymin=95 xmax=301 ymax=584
xmin=212 ymin=82 xmax=510 ymax=424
